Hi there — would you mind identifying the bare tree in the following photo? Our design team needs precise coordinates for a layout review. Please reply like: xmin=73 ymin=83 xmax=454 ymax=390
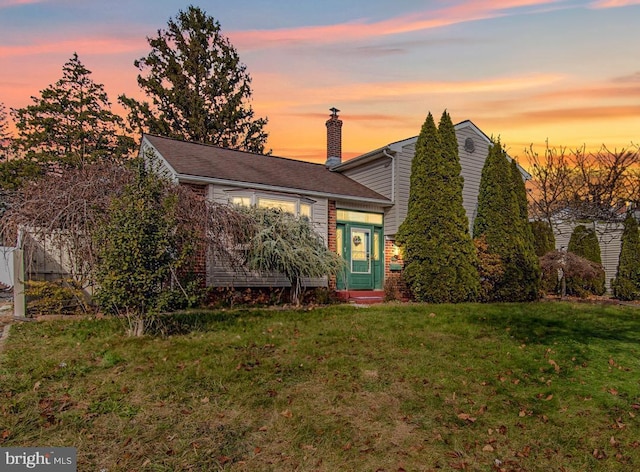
xmin=526 ymin=142 xmax=640 ymax=223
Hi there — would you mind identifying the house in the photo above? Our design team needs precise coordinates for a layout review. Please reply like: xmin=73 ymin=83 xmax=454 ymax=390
xmin=142 ymin=109 xmax=509 ymax=296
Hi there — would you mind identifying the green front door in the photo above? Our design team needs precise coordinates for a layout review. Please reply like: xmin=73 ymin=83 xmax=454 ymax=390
xmin=337 ymin=222 xmax=383 ymax=290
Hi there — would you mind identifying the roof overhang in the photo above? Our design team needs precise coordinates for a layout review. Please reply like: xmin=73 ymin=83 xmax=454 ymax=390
xmin=176 ymin=173 xmax=393 ymax=207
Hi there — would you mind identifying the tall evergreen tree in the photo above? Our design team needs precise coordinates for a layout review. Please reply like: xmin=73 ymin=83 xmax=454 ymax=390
xmin=12 ymin=54 xmax=134 ymax=168
xmin=474 ymin=140 xmax=539 ymax=301
xmin=120 ymin=6 xmax=269 ymax=154
xmin=396 ymin=111 xmax=478 ymax=303
xmin=612 ymin=212 xmax=640 ymax=300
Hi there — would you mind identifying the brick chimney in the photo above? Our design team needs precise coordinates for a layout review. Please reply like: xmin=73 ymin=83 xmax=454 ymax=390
xmin=325 ymin=107 xmax=342 ymax=168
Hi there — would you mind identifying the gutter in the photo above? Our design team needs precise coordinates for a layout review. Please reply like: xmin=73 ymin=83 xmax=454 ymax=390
xmin=175 ymin=173 xmax=393 ymax=207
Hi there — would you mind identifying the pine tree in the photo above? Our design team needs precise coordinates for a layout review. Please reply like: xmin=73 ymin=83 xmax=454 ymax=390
xmin=474 ymin=140 xmax=539 ymax=301
xmin=120 ymin=6 xmax=269 ymax=154
xmin=612 ymin=212 xmax=640 ymax=300
xmin=12 ymin=54 xmax=134 ymax=168
xmin=396 ymin=111 xmax=478 ymax=303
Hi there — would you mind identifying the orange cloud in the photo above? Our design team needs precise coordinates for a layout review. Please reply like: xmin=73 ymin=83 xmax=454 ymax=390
xmin=229 ymin=0 xmax=561 ymax=49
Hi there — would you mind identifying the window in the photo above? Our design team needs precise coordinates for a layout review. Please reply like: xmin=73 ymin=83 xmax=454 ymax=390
xmin=337 ymin=209 xmax=383 ymax=225
xmin=258 ymin=197 xmax=296 ymax=214
xmin=300 ymin=203 xmax=312 ymax=219
xmin=227 ymin=191 xmax=314 ymax=218
xmin=231 ymin=196 xmax=251 ymax=207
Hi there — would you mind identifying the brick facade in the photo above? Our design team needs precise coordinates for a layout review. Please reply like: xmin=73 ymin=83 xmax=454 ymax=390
xmin=327 ymin=200 xmax=337 ymax=290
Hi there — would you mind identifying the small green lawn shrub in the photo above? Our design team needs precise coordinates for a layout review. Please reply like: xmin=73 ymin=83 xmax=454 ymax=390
xmin=26 ymin=279 xmax=87 ymax=315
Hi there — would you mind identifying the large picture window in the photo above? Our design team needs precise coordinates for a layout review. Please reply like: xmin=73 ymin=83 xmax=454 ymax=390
xmin=228 ymin=191 xmax=314 ymax=219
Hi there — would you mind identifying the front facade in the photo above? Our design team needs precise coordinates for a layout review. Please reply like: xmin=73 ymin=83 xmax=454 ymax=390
xmin=141 ymin=111 xmax=502 ymax=293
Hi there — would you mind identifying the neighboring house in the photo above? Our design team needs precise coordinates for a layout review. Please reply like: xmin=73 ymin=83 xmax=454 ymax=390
xmin=551 ymin=220 xmax=623 ymax=291
xmin=141 ymin=109 xmax=517 ymax=294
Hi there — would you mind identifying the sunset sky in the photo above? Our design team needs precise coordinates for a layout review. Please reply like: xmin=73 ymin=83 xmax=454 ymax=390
xmin=1 ymin=0 xmax=639 ymax=163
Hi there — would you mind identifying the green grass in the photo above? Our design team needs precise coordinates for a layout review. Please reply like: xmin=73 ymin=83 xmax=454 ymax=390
xmin=1 ymin=302 xmax=639 ymax=471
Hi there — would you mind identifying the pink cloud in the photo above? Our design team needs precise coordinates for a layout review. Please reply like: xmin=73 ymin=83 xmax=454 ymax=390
xmin=0 ymin=0 xmax=42 ymax=7
xmin=229 ymin=0 xmax=561 ymax=50
xmin=0 ymin=36 xmax=145 ymax=58
xmin=589 ymin=0 xmax=640 ymax=8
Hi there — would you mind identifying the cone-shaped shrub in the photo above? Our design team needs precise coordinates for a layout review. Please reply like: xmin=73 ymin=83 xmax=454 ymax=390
xmin=530 ymin=220 xmax=556 ymax=256
xmin=473 ymin=141 xmax=539 ymax=301
xmin=567 ymin=225 xmax=605 ymax=295
xmin=396 ymin=111 xmax=479 ymax=302
xmin=612 ymin=212 xmax=640 ymax=300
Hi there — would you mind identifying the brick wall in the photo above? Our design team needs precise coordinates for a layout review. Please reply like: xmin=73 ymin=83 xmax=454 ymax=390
xmin=327 ymin=200 xmax=337 ymax=290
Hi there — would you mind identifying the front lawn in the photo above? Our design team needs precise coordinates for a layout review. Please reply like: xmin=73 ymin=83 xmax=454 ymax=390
xmin=1 ymin=302 xmax=639 ymax=471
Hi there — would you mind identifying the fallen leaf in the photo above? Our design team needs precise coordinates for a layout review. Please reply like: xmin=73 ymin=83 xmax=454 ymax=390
xmin=301 ymin=444 xmax=316 ymax=451
xmin=519 ymin=410 xmax=527 ymax=417
xmin=544 ymin=394 xmax=554 ymax=401
xmin=482 ymin=444 xmax=494 ymax=452
xmin=342 ymin=442 xmax=352 ymax=451
xmin=1 ymin=430 xmax=9 ymax=441
xmin=258 ymin=426 xmax=268 ymax=432
xmin=254 ymin=446 xmax=262 ymax=454
xmin=429 ymin=312 xmax=436 ymax=318
xmin=457 ymin=413 xmax=477 ymax=423
xmin=610 ymin=436 xmax=618 ymax=447
xmin=201 ymin=397 xmax=210 ymax=404
xmin=281 ymin=409 xmax=293 ymax=418
xmin=142 ymin=458 xmax=151 ymax=467
xmin=609 ymin=358 xmax=616 ymax=366
xmin=33 ymin=381 xmax=41 ymax=391
xmin=548 ymin=359 xmax=560 ymax=373
xmin=608 ymin=388 xmax=618 ymax=396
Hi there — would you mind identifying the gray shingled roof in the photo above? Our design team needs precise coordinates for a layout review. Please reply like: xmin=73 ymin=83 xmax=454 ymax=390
xmin=144 ymin=134 xmax=390 ymax=202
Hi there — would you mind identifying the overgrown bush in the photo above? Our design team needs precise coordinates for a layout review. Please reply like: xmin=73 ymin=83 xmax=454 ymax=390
xmin=540 ymin=250 xmax=606 ymax=298
xmin=26 ymin=279 xmax=88 ymax=315
xmin=383 ymin=273 xmax=410 ymax=302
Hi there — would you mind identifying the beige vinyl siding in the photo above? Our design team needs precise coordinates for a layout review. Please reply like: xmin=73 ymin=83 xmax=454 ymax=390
xmin=456 ymin=126 xmax=491 ymax=233
xmin=552 ymin=220 xmax=622 ymax=292
xmin=390 ymin=143 xmax=416 ymax=236
xmin=341 ymin=158 xmax=393 ymax=200
xmin=207 ymin=183 xmax=329 ymax=287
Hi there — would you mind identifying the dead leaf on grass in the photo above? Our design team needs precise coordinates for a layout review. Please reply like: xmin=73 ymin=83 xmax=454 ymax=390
xmin=457 ymin=413 xmax=476 ymax=423
xmin=482 ymin=444 xmax=494 ymax=452
xmin=280 ymin=409 xmax=293 ymax=418
xmin=608 ymin=388 xmax=618 ymax=396
xmin=548 ymin=359 xmax=560 ymax=373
